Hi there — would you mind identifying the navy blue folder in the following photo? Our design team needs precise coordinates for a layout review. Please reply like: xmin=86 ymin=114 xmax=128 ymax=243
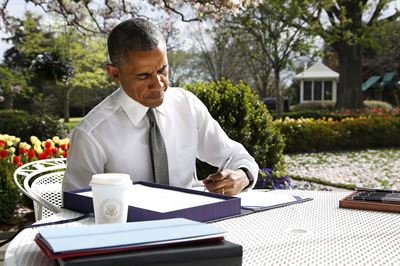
xmin=63 ymin=181 xmax=241 ymax=222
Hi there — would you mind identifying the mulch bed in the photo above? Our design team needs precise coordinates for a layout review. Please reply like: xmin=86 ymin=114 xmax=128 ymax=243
xmin=0 ymin=205 xmax=34 ymax=236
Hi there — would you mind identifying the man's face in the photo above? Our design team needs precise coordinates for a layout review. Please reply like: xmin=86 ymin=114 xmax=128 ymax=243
xmin=107 ymin=43 xmax=169 ymax=108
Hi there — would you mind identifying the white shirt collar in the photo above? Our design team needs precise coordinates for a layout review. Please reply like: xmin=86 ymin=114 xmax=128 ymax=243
xmin=116 ymin=88 xmax=167 ymax=126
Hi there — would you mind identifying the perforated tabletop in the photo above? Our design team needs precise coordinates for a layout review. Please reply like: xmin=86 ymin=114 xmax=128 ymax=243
xmin=5 ymin=190 xmax=400 ymax=266
xmin=215 ymin=190 xmax=400 ymax=265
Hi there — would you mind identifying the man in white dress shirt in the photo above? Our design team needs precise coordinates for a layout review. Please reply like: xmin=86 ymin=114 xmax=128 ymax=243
xmin=63 ymin=18 xmax=259 ymax=195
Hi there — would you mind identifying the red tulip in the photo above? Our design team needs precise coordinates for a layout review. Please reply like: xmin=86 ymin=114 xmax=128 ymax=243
xmin=19 ymin=147 xmax=26 ymax=154
xmin=62 ymin=151 xmax=68 ymax=158
xmin=27 ymin=149 xmax=35 ymax=159
xmin=60 ymin=144 xmax=67 ymax=151
xmin=0 ymin=150 xmax=9 ymax=158
xmin=13 ymin=155 xmax=21 ymax=165
xmin=45 ymin=141 xmax=52 ymax=149
xmin=0 ymin=140 xmax=5 ymax=147
xmin=38 ymin=153 xmax=49 ymax=160
xmin=45 ymin=148 xmax=52 ymax=155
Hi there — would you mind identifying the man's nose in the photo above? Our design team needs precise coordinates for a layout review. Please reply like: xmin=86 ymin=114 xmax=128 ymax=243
xmin=150 ymin=74 xmax=164 ymax=89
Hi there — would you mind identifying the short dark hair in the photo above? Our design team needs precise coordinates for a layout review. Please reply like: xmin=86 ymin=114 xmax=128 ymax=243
xmin=107 ymin=18 xmax=165 ymax=66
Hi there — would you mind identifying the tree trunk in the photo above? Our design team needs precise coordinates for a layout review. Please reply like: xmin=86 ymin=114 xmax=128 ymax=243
xmin=335 ymin=42 xmax=364 ymax=110
xmin=2 ymin=96 xmax=14 ymax=109
xmin=274 ymin=68 xmax=283 ymax=117
xmin=64 ymin=86 xmax=71 ymax=123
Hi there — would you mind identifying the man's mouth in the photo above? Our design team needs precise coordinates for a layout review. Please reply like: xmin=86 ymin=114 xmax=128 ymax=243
xmin=145 ymin=90 xmax=164 ymax=100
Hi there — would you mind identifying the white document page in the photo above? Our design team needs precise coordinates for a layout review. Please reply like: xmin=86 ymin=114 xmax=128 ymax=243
xmin=236 ymin=190 xmax=300 ymax=209
xmin=77 ymin=184 xmax=224 ymax=213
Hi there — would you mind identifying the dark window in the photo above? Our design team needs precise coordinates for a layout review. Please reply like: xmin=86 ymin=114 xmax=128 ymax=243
xmin=324 ymin=81 xmax=333 ymax=100
xmin=304 ymin=81 xmax=312 ymax=101
xmin=314 ymin=81 xmax=322 ymax=100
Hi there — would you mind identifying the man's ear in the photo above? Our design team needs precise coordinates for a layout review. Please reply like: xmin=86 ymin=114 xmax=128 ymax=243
xmin=106 ymin=64 xmax=120 ymax=82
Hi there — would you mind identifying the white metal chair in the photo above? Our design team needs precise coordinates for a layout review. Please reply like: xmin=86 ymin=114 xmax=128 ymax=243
xmin=13 ymin=158 xmax=66 ymax=221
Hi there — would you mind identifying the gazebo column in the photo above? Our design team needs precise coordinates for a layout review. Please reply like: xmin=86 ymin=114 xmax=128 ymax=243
xmin=300 ymin=80 xmax=304 ymax=103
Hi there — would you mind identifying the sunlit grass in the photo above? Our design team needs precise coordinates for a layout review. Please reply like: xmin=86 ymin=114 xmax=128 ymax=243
xmin=285 ymin=148 xmax=400 ymax=189
xmin=61 ymin=117 xmax=81 ymax=129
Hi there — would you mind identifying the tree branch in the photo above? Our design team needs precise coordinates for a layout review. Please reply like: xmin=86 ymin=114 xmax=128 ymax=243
xmin=367 ymin=0 xmax=388 ymax=26
xmin=83 ymin=2 xmax=104 ymax=33
xmin=0 ymin=0 xmax=10 ymax=29
xmin=162 ymin=0 xmax=200 ymax=22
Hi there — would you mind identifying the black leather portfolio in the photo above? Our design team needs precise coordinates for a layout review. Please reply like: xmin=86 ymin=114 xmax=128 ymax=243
xmin=57 ymin=240 xmax=242 ymax=266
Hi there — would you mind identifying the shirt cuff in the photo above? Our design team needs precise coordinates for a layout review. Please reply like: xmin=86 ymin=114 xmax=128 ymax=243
xmin=239 ymin=167 xmax=254 ymax=190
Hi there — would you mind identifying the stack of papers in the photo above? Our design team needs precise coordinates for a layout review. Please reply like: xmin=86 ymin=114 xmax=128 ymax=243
xmin=35 ymin=218 xmax=225 ymax=259
xmin=77 ymin=184 xmax=225 ymax=213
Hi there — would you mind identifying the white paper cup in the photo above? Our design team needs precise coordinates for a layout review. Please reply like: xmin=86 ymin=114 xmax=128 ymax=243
xmin=89 ymin=173 xmax=132 ymax=224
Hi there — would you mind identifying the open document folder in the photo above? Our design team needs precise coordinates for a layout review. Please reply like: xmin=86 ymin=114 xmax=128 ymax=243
xmin=35 ymin=218 xmax=225 ymax=260
xmin=190 ymin=185 xmax=313 ymax=212
xmin=236 ymin=190 xmax=312 ymax=211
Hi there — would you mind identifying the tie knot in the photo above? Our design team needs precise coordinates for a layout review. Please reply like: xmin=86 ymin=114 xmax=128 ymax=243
xmin=147 ymin=108 xmax=156 ymax=124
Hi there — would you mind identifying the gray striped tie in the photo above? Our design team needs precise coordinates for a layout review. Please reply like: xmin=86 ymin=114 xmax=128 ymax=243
xmin=147 ymin=108 xmax=169 ymax=185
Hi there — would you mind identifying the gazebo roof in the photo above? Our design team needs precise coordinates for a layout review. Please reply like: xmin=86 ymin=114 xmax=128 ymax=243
xmin=295 ymin=62 xmax=339 ymax=80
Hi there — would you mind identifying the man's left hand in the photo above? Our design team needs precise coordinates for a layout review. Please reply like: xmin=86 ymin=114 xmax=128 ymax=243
xmin=203 ymin=169 xmax=249 ymax=195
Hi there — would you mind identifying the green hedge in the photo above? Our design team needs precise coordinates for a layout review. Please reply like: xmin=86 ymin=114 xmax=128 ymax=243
xmin=185 ymin=80 xmax=285 ymax=178
xmin=277 ymin=116 xmax=400 ymax=153
xmin=0 ymin=109 xmax=69 ymax=141
xmin=0 ymin=159 xmax=20 ymax=223
xmin=274 ymin=110 xmax=400 ymax=121
xmin=290 ymin=101 xmax=336 ymax=112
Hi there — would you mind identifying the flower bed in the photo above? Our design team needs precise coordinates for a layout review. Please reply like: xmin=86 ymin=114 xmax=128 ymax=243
xmin=0 ymin=134 xmax=70 ymax=224
xmin=285 ymin=148 xmax=400 ymax=190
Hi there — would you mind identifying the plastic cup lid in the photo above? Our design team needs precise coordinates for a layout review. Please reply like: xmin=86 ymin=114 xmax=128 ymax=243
xmin=90 ymin=173 xmax=132 ymax=186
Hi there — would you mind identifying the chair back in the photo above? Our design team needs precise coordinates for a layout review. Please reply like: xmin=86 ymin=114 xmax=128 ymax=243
xmin=13 ymin=158 xmax=66 ymax=221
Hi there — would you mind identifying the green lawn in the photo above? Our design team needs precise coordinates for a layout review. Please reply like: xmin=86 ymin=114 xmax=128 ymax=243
xmin=61 ymin=117 xmax=81 ymax=129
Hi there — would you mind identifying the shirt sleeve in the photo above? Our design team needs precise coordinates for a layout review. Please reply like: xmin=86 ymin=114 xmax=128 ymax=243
xmin=187 ymin=91 xmax=259 ymax=189
xmin=62 ymin=128 xmax=106 ymax=191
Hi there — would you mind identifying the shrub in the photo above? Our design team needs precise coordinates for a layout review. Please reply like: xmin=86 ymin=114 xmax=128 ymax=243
xmin=290 ymin=101 xmax=336 ymax=112
xmin=276 ymin=116 xmax=400 ymax=153
xmin=0 ymin=159 xmax=20 ymax=223
xmin=0 ymin=109 xmax=69 ymax=142
xmin=185 ymin=80 xmax=285 ymax=179
xmin=363 ymin=100 xmax=393 ymax=110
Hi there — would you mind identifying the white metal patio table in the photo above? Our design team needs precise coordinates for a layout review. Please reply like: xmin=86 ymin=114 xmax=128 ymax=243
xmin=5 ymin=190 xmax=400 ymax=266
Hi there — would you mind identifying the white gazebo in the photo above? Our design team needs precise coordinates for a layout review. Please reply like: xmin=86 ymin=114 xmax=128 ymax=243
xmin=295 ymin=62 xmax=339 ymax=103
